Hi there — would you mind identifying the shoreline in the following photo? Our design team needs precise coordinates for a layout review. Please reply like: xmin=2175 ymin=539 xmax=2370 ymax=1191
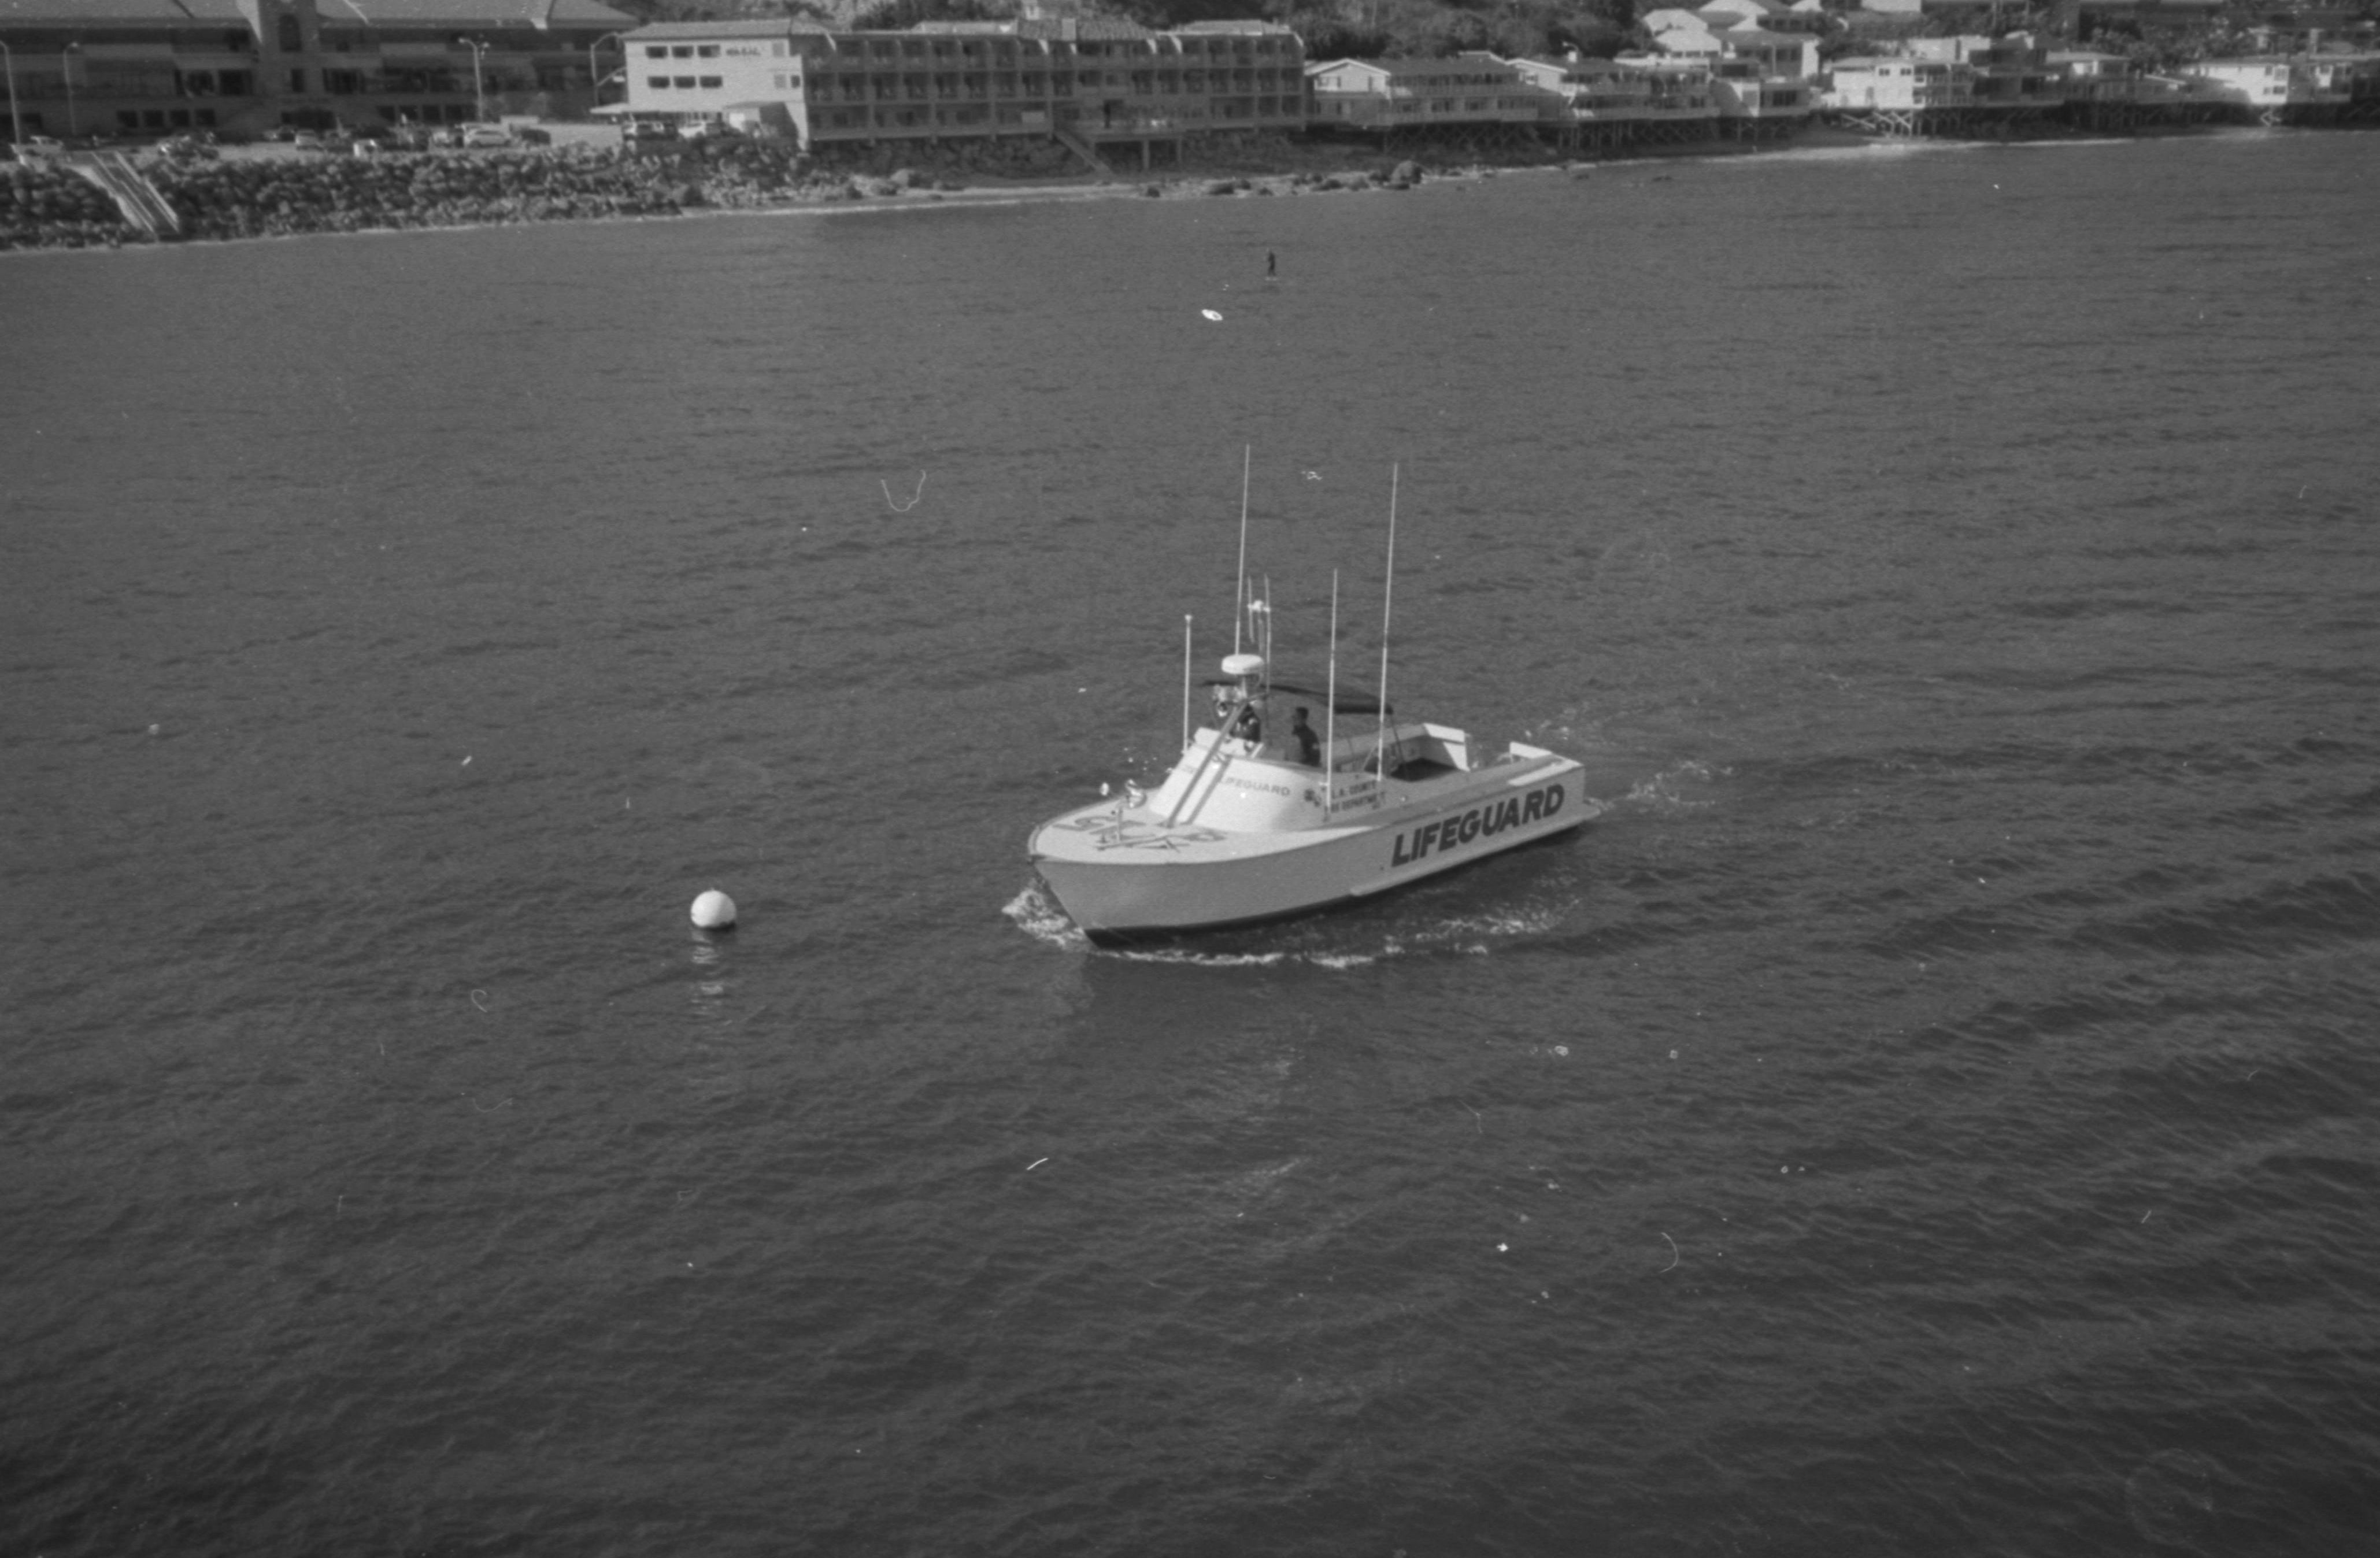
xmin=0 ymin=121 xmax=2282 ymax=255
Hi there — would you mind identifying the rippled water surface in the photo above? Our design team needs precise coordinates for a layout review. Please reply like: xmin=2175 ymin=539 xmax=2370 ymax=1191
xmin=5 ymin=130 xmax=2379 ymax=1556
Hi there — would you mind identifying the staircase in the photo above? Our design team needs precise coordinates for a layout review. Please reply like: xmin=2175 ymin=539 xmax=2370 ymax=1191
xmin=67 ymin=151 xmax=183 ymax=240
xmin=1050 ymin=125 xmax=1112 ymax=177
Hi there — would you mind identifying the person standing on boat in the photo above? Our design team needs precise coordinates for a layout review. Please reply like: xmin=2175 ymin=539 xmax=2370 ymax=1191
xmin=1231 ymin=700 xmax=1263 ymax=746
xmin=1288 ymin=707 xmax=1321 ymax=767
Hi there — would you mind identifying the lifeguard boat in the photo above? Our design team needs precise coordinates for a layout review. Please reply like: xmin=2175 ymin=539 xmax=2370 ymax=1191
xmin=1028 ymin=462 xmax=1597 ymax=944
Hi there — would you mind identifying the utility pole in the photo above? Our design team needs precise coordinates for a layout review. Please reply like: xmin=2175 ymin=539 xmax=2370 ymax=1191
xmin=457 ymin=36 xmax=488 ymax=121
xmin=0 ymin=41 xmax=23 ymax=150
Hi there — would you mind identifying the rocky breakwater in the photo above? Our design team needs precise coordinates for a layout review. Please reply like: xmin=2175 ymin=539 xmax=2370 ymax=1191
xmin=147 ymin=146 xmax=702 ymax=242
xmin=2 ymin=161 xmax=136 ymax=250
xmin=807 ymin=135 xmax=1078 ymax=186
xmin=1 ymin=139 xmax=878 ymax=251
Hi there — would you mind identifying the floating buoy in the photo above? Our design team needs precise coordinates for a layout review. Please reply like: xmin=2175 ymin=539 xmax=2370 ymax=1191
xmin=690 ymin=890 xmax=737 ymax=931
xmin=1201 ymin=309 xmax=1223 ymax=321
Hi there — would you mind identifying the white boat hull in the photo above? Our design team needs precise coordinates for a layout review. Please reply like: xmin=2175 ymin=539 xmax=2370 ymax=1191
xmin=1031 ymin=741 xmax=1594 ymax=943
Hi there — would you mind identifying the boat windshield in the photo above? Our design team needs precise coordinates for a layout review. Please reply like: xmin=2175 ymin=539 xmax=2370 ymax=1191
xmin=1199 ymin=676 xmax=1391 ymax=719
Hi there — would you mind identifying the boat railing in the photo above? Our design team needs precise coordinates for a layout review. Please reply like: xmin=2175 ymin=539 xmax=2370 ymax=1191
xmin=1161 ymin=694 xmax=1263 ymax=827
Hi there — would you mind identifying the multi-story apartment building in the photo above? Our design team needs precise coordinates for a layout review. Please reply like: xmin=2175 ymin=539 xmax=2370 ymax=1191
xmin=610 ymin=15 xmax=1306 ymax=161
xmin=0 ymin=0 xmax=632 ymax=142
xmin=1303 ymin=55 xmax=1553 ymax=138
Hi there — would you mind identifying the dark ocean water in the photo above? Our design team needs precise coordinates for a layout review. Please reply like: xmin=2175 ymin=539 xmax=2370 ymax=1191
xmin=5 ymin=129 xmax=2379 ymax=1556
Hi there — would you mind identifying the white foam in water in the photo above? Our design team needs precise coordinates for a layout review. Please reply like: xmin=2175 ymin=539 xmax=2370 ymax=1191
xmin=1004 ymin=871 xmax=1571 ymax=966
xmin=1112 ymin=947 xmax=1293 ymax=968
xmin=1000 ymin=883 xmax=1086 ymax=950
xmin=1001 ymin=886 xmax=1335 ymax=966
xmin=1625 ymin=758 xmax=1719 ymax=811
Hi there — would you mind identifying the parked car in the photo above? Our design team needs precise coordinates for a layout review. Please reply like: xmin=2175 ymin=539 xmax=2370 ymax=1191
xmin=459 ymin=124 xmax=512 ymax=149
xmin=679 ymin=119 xmax=739 ymax=141
xmin=509 ymin=125 xmax=551 ymax=146
xmin=621 ymin=120 xmax=676 ymax=143
xmin=16 ymin=135 xmax=66 ymax=159
xmin=290 ymin=131 xmax=331 ymax=152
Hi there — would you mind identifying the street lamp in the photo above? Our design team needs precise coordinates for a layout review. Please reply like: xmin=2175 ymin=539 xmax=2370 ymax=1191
xmin=587 ymin=31 xmax=624 ymax=114
xmin=63 ymin=42 xmax=80 ymax=139
xmin=455 ymin=36 xmax=488 ymax=122
xmin=0 ymin=41 xmax=22 ymax=151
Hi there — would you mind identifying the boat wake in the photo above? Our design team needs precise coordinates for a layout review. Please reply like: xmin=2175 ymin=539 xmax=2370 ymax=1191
xmin=1004 ymin=883 xmax=1363 ymax=966
xmin=1002 ymin=883 xmax=1088 ymax=950
xmin=1375 ymin=902 xmax=1571 ymax=957
xmin=1003 ymin=880 xmax=1574 ymax=967
xmin=1623 ymin=758 xmax=1722 ymax=811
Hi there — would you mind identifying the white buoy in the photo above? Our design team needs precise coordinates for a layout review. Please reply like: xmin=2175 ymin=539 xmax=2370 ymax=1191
xmin=690 ymin=890 xmax=737 ymax=931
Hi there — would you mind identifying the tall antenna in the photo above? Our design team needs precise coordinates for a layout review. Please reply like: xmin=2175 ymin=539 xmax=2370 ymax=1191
xmin=1326 ymin=569 xmax=1339 ymax=814
xmin=1231 ymin=445 xmax=1252 ymax=658
xmin=1375 ymin=464 xmax=1398 ymax=778
xmin=1180 ymin=614 xmax=1193 ymax=750
xmin=1260 ymin=573 xmax=1273 ymax=675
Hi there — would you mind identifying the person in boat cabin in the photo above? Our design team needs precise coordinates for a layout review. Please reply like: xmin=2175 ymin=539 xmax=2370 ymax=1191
xmin=1231 ymin=700 xmax=1264 ymax=746
xmin=1288 ymin=708 xmax=1321 ymax=767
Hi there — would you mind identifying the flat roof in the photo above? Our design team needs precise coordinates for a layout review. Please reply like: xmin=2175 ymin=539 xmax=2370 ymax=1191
xmin=0 ymin=0 xmax=250 ymax=21
xmin=332 ymin=0 xmax=635 ymax=21
xmin=624 ymin=18 xmax=830 ymax=40
xmin=0 ymin=0 xmax=632 ymax=23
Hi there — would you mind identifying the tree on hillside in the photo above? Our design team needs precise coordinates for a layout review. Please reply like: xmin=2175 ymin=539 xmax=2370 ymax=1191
xmin=607 ymin=0 xmax=836 ymax=20
xmin=852 ymin=0 xmax=1018 ymax=25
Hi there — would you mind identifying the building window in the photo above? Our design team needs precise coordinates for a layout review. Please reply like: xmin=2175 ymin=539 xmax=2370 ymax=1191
xmin=697 ymin=45 xmax=719 ymax=58
xmin=646 ymin=46 xmax=666 ymax=59
xmin=278 ymin=14 xmax=301 ymax=51
xmin=674 ymin=76 xmax=695 ymax=88
xmin=672 ymin=46 xmax=693 ymax=58
xmin=698 ymin=76 xmax=721 ymax=88
xmin=648 ymin=76 xmax=669 ymax=88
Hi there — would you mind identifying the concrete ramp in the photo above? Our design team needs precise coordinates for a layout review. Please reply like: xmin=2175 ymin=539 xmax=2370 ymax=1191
xmin=67 ymin=152 xmax=183 ymax=239
xmin=1050 ymin=126 xmax=1112 ymax=176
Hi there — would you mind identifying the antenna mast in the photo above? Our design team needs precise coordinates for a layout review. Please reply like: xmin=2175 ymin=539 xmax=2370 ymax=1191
xmin=1326 ymin=570 xmax=1339 ymax=814
xmin=1374 ymin=464 xmax=1398 ymax=778
xmin=1231 ymin=445 xmax=1252 ymax=658
xmin=1180 ymin=614 xmax=1193 ymax=749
